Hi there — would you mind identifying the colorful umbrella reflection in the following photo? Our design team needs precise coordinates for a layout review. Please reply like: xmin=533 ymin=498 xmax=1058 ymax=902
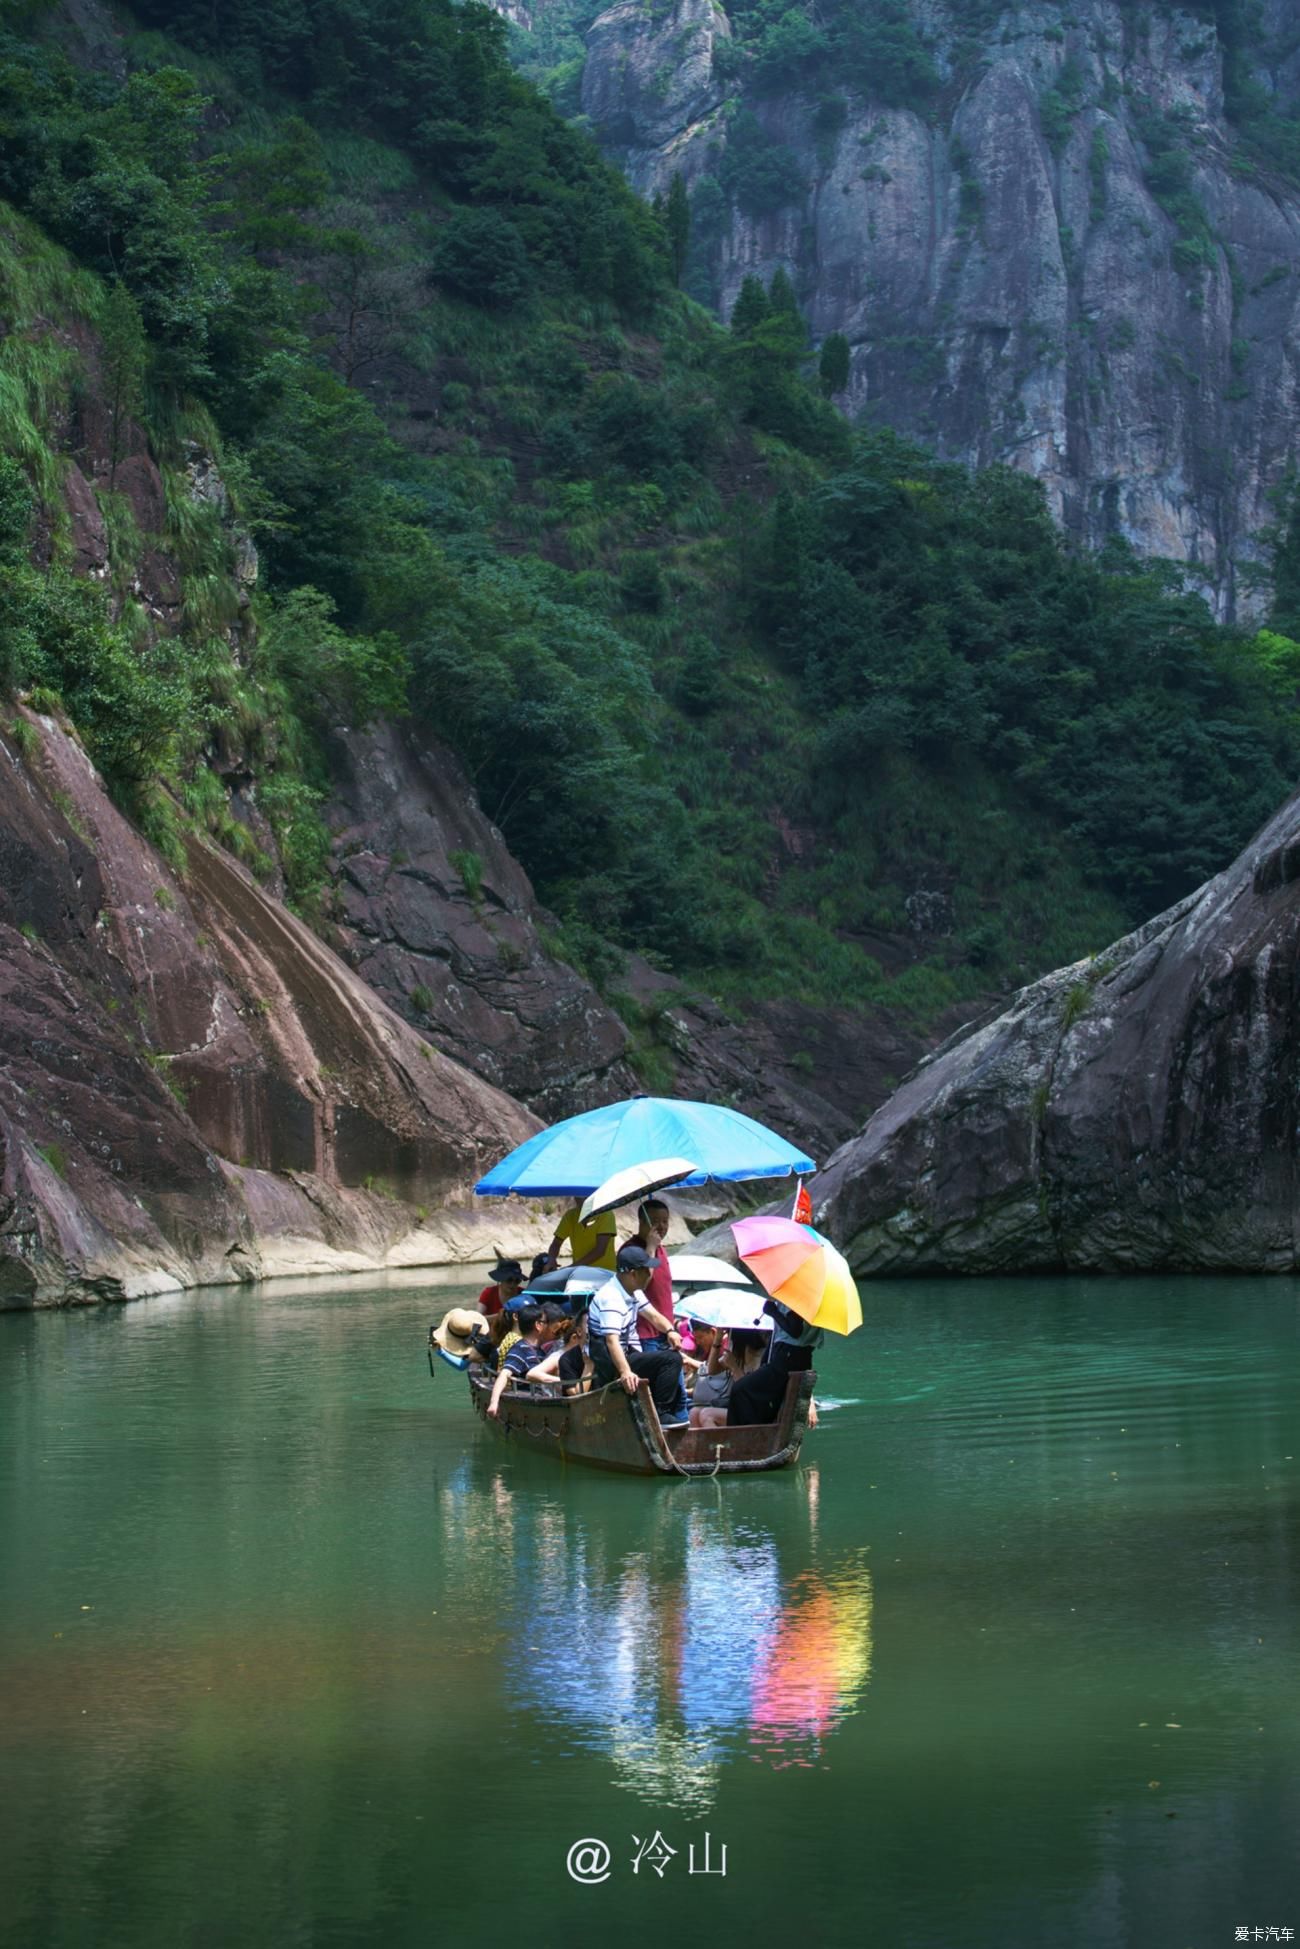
xmin=749 ymin=1562 xmax=873 ymax=1763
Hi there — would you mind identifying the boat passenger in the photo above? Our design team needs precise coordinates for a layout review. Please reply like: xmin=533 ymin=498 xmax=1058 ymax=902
xmin=537 ymin=1302 xmax=570 ymax=1352
xmin=431 ymin=1308 xmax=487 ymax=1366
xmin=625 ymin=1199 xmax=676 ymax=1344
xmin=726 ymin=1299 xmax=823 ymax=1427
xmin=689 ymin=1327 xmax=768 ymax=1428
xmin=624 ymin=1198 xmax=689 ymax=1418
xmin=469 ymin=1308 xmax=517 ymax=1373
xmin=478 ymin=1258 xmax=525 ymax=1316
xmin=497 ymin=1311 xmax=525 ymax=1364
xmin=527 ymin=1301 xmax=591 ymax=1395
xmin=544 ymin=1200 xmax=617 ymax=1273
xmin=529 ymin=1252 xmax=551 ymax=1282
xmin=588 ymin=1243 xmax=688 ymax=1426
xmin=486 ymin=1304 xmax=552 ymax=1418
xmin=686 ymin=1319 xmax=718 ymax=1366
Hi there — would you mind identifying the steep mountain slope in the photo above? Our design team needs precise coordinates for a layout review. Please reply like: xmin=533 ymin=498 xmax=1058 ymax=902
xmin=536 ymin=0 xmax=1300 ymax=617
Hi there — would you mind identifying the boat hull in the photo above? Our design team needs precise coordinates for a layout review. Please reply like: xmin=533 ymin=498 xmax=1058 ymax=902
xmin=467 ymin=1366 xmax=814 ymax=1476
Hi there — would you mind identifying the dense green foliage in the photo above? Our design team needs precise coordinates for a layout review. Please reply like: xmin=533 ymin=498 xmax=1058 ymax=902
xmin=0 ymin=456 xmax=185 ymax=787
xmin=756 ymin=435 xmax=1300 ymax=912
xmin=723 ymin=0 xmax=938 ymax=110
xmin=1 ymin=0 xmax=1299 ymax=1041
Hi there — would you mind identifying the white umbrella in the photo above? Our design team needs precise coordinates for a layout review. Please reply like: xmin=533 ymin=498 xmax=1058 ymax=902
xmin=578 ymin=1155 xmax=698 ymax=1223
xmin=667 ymin=1253 xmax=755 ymax=1287
xmin=679 ymin=1287 xmax=773 ymax=1332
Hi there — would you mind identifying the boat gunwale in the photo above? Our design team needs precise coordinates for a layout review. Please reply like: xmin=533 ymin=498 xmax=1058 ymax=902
xmin=465 ymin=1364 xmax=813 ymax=1476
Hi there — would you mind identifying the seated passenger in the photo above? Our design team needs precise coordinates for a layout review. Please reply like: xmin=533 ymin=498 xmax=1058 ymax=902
xmin=588 ymin=1244 xmax=687 ymax=1426
xmin=469 ymin=1309 xmax=517 ymax=1373
xmin=486 ymin=1304 xmax=552 ymax=1418
xmin=537 ymin=1302 xmax=570 ymax=1352
xmin=689 ymin=1327 xmax=768 ymax=1428
xmin=685 ymin=1319 xmax=718 ymax=1368
xmin=528 ymin=1301 xmax=592 ymax=1395
xmin=495 ymin=1290 xmax=538 ymax=1364
xmin=726 ymin=1299 xmax=823 ymax=1427
xmin=478 ymin=1258 xmax=525 ymax=1317
xmin=431 ymin=1308 xmax=488 ymax=1368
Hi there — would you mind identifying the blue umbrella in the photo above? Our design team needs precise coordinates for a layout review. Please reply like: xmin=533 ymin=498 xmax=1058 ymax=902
xmin=474 ymin=1097 xmax=814 ymax=1197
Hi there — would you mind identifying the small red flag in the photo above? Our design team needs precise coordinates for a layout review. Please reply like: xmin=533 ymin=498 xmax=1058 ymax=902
xmin=792 ymin=1180 xmax=813 ymax=1226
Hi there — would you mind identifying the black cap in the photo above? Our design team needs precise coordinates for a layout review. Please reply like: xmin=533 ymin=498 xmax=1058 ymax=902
xmin=490 ymin=1258 xmax=524 ymax=1283
xmin=616 ymin=1243 xmax=655 ymax=1272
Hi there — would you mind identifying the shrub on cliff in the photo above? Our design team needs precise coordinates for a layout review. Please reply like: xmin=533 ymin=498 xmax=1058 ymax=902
xmin=429 ymin=208 xmax=532 ymax=309
xmin=0 ymin=460 xmax=186 ymax=784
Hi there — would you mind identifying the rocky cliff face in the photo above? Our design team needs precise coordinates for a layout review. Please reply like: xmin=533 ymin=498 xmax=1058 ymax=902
xmin=0 ymin=694 xmax=919 ymax=1305
xmin=0 ymin=708 xmax=545 ymax=1306
xmin=813 ymin=783 xmax=1300 ymax=1274
xmin=323 ymin=720 xmax=637 ymax=1119
xmin=320 ymin=719 xmax=932 ymax=1160
xmin=574 ymin=0 xmax=1300 ymax=617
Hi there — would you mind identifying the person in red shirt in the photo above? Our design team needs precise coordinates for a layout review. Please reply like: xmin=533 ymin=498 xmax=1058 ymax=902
xmin=478 ymin=1258 xmax=524 ymax=1316
xmin=624 ymin=1198 xmax=673 ymax=1342
xmin=623 ymin=1198 xmax=689 ymax=1417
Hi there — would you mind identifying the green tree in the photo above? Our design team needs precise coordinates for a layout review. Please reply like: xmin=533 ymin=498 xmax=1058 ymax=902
xmin=429 ymin=207 xmax=532 ymax=309
xmin=665 ymin=172 xmax=690 ymax=286
xmin=730 ymin=275 xmax=770 ymax=334
xmin=818 ymin=331 xmax=851 ymax=398
xmin=100 ymin=281 xmax=147 ymax=488
xmin=767 ymin=264 xmax=801 ymax=320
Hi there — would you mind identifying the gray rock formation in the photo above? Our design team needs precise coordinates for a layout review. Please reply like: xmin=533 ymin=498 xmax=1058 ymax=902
xmin=814 ymin=784 xmax=1300 ymax=1273
xmin=0 ymin=709 xmax=542 ymax=1306
xmin=324 ymin=719 xmax=637 ymax=1118
xmin=582 ymin=0 xmax=731 ymax=161
xmin=573 ymin=0 xmax=1300 ymax=617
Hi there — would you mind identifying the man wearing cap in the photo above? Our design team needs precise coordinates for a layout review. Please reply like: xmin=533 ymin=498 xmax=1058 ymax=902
xmin=478 ymin=1258 xmax=525 ymax=1317
xmin=587 ymin=1243 xmax=687 ymax=1426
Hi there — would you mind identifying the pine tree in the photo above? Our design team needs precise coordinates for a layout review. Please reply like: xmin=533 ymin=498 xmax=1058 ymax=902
xmin=101 ymin=281 xmax=146 ymax=489
xmin=767 ymin=264 xmax=800 ymax=318
xmin=666 ymin=173 xmax=690 ymax=286
xmin=818 ymin=331 xmax=851 ymax=397
xmin=730 ymin=274 xmax=770 ymax=334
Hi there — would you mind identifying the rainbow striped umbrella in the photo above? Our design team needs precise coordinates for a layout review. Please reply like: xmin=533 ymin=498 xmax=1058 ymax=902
xmin=730 ymin=1216 xmax=862 ymax=1337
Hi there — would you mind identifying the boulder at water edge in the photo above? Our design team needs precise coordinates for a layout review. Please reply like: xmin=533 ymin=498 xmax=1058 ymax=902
xmin=815 ymin=789 xmax=1300 ymax=1274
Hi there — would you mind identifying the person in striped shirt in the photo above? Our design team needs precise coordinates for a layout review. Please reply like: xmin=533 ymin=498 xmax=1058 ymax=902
xmin=587 ymin=1243 xmax=687 ymax=1426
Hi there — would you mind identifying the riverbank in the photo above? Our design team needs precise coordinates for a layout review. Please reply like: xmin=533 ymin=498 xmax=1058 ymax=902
xmin=0 ymin=1172 xmax=701 ymax=1311
xmin=0 ymin=1172 xmax=553 ymax=1309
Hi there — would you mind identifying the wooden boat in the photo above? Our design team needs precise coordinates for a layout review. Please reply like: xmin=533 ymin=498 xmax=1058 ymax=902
xmin=466 ymin=1365 xmax=815 ymax=1476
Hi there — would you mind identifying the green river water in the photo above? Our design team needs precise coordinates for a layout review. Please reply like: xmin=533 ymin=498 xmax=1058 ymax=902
xmin=1 ymin=1270 xmax=1297 ymax=1949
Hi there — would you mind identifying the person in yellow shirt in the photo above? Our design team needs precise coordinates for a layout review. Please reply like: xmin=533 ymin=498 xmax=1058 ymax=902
xmin=545 ymin=1200 xmax=617 ymax=1273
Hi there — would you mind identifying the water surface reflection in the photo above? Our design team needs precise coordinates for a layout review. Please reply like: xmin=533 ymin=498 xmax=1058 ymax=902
xmin=436 ymin=1458 xmax=872 ymax=1808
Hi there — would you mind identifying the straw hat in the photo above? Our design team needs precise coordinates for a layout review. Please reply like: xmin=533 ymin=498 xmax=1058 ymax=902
xmin=433 ymin=1307 xmax=485 ymax=1360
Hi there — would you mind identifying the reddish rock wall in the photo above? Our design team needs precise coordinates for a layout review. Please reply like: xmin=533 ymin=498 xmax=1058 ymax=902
xmin=0 ymin=710 xmax=540 ymax=1305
